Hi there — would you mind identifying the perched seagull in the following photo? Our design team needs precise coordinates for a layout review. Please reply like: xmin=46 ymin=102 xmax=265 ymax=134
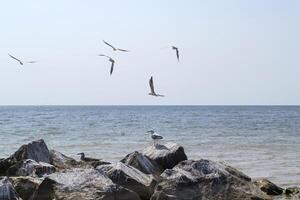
xmin=102 ymin=40 xmax=129 ymax=52
xmin=98 ymin=54 xmax=115 ymax=75
xmin=171 ymin=46 xmax=180 ymax=62
xmin=147 ymin=130 xmax=163 ymax=146
xmin=149 ymin=76 xmax=164 ymax=97
xmin=8 ymin=54 xmax=37 ymax=65
xmin=77 ymin=153 xmax=101 ymax=162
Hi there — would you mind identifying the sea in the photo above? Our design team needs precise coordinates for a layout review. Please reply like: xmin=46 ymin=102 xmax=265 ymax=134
xmin=0 ymin=106 xmax=299 ymax=187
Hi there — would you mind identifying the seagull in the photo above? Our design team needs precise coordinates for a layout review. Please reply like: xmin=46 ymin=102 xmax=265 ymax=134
xmin=77 ymin=153 xmax=101 ymax=162
xmin=147 ymin=130 xmax=163 ymax=146
xmin=171 ymin=46 xmax=180 ymax=62
xmin=8 ymin=54 xmax=37 ymax=65
xmin=98 ymin=54 xmax=115 ymax=75
xmin=149 ymin=76 xmax=164 ymax=97
xmin=102 ymin=40 xmax=129 ymax=52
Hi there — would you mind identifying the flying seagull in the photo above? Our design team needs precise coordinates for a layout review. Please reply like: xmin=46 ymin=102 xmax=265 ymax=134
xmin=77 ymin=152 xmax=101 ymax=162
xmin=149 ymin=76 xmax=164 ymax=97
xmin=147 ymin=130 xmax=163 ymax=146
xmin=8 ymin=54 xmax=37 ymax=65
xmin=102 ymin=40 xmax=129 ymax=52
xmin=171 ymin=46 xmax=180 ymax=62
xmin=98 ymin=54 xmax=115 ymax=75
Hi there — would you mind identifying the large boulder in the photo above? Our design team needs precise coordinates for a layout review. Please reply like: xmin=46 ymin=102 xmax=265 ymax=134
xmin=98 ymin=162 xmax=157 ymax=200
xmin=254 ymin=179 xmax=283 ymax=195
xmin=0 ymin=177 xmax=22 ymax=200
xmin=121 ymin=151 xmax=163 ymax=176
xmin=9 ymin=177 xmax=42 ymax=200
xmin=1 ymin=139 xmax=51 ymax=176
xmin=151 ymin=159 xmax=270 ymax=200
xmin=10 ymin=139 xmax=51 ymax=164
xmin=49 ymin=150 xmax=83 ymax=170
xmin=32 ymin=168 xmax=141 ymax=200
xmin=142 ymin=143 xmax=187 ymax=170
xmin=7 ymin=159 xmax=56 ymax=177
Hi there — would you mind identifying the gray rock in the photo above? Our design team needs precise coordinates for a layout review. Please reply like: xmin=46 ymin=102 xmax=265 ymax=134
xmin=9 ymin=177 xmax=42 ymax=200
xmin=254 ymin=179 xmax=283 ymax=195
xmin=10 ymin=139 xmax=51 ymax=164
xmin=1 ymin=140 xmax=51 ymax=176
xmin=142 ymin=143 xmax=187 ymax=170
xmin=0 ymin=177 xmax=22 ymax=200
xmin=121 ymin=151 xmax=163 ymax=176
xmin=98 ymin=162 xmax=157 ymax=200
xmin=49 ymin=150 xmax=82 ymax=170
xmin=32 ymin=168 xmax=141 ymax=200
xmin=7 ymin=159 xmax=56 ymax=177
xmin=50 ymin=149 xmax=110 ymax=170
xmin=151 ymin=159 xmax=270 ymax=200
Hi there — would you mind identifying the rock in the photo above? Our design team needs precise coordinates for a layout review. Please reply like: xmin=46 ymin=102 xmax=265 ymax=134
xmin=1 ymin=140 xmax=51 ymax=176
xmin=285 ymin=186 xmax=300 ymax=196
xmin=49 ymin=150 xmax=82 ymax=170
xmin=0 ymin=177 xmax=22 ymax=200
xmin=98 ymin=162 xmax=157 ymax=200
xmin=254 ymin=179 xmax=283 ymax=195
xmin=49 ymin=150 xmax=110 ymax=170
xmin=0 ymin=159 xmax=11 ymax=176
xmin=142 ymin=143 xmax=187 ymax=170
xmin=121 ymin=151 xmax=163 ymax=176
xmin=9 ymin=177 xmax=42 ymax=200
xmin=32 ymin=168 xmax=141 ymax=200
xmin=151 ymin=159 xmax=270 ymax=200
xmin=7 ymin=159 xmax=56 ymax=177
xmin=10 ymin=139 xmax=51 ymax=164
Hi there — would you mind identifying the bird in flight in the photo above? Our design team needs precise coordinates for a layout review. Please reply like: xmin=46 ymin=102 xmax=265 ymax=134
xmin=8 ymin=54 xmax=37 ymax=65
xmin=102 ymin=40 xmax=129 ymax=52
xmin=171 ymin=46 xmax=180 ymax=62
xmin=98 ymin=54 xmax=115 ymax=75
xmin=149 ymin=76 xmax=165 ymax=97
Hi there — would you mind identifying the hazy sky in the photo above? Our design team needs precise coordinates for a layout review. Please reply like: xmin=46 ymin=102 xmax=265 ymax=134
xmin=0 ymin=1 xmax=299 ymax=105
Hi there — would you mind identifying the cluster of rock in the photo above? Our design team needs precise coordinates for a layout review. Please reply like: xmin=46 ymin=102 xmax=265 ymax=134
xmin=0 ymin=139 xmax=299 ymax=200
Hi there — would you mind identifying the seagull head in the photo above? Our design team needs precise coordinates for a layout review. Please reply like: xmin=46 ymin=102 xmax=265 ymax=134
xmin=77 ymin=152 xmax=85 ymax=156
xmin=147 ymin=130 xmax=155 ymax=134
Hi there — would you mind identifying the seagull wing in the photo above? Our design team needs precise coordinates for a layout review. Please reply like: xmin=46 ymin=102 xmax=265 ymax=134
xmin=98 ymin=54 xmax=109 ymax=58
xmin=103 ymin=40 xmax=116 ymax=50
xmin=8 ymin=54 xmax=23 ymax=65
xmin=175 ymin=48 xmax=180 ymax=62
xmin=117 ymin=48 xmax=129 ymax=52
xmin=149 ymin=76 xmax=156 ymax=94
xmin=110 ymin=60 xmax=114 ymax=75
xmin=27 ymin=61 xmax=37 ymax=64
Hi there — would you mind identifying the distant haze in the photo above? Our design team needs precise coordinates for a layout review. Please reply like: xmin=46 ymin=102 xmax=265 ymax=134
xmin=0 ymin=1 xmax=299 ymax=105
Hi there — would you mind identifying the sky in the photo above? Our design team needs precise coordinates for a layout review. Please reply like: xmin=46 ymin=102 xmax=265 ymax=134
xmin=0 ymin=0 xmax=299 ymax=105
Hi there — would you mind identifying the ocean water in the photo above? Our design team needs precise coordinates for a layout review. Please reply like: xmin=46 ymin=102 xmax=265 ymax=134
xmin=0 ymin=106 xmax=299 ymax=187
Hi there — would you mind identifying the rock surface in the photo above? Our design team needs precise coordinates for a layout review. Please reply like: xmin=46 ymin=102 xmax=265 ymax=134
xmin=121 ymin=151 xmax=163 ymax=176
xmin=254 ymin=179 xmax=283 ymax=195
xmin=9 ymin=177 xmax=42 ymax=200
xmin=7 ymin=159 xmax=56 ymax=177
xmin=0 ymin=139 xmax=51 ymax=176
xmin=142 ymin=143 xmax=187 ymax=170
xmin=32 ymin=168 xmax=141 ymax=200
xmin=0 ymin=177 xmax=22 ymax=200
xmin=98 ymin=162 xmax=157 ymax=200
xmin=151 ymin=159 xmax=270 ymax=200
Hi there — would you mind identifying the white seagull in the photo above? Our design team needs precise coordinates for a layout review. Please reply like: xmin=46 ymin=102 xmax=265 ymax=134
xmin=98 ymin=54 xmax=115 ymax=75
xmin=149 ymin=76 xmax=164 ymax=97
xmin=171 ymin=46 xmax=180 ymax=62
xmin=8 ymin=54 xmax=37 ymax=65
xmin=147 ymin=130 xmax=163 ymax=146
xmin=102 ymin=40 xmax=129 ymax=52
